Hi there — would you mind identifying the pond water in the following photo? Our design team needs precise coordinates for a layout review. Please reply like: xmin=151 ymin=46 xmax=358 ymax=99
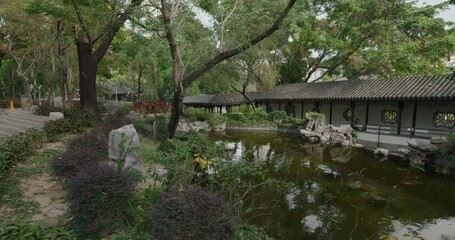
xmin=208 ymin=131 xmax=455 ymax=240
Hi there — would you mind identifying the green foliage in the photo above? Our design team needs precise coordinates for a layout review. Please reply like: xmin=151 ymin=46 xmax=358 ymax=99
xmin=0 ymin=220 xmax=76 ymax=240
xmin=116 ymin=102 xmax=133 ymax=115
xmin=183 ymin=107 xmax=211 ymax=122
xmin=42 ymin=108 xmax=98 ymax=141
xmin=435 ymin=135 xmax=455 ymax=175
xmin=207 ymin=157 xmax=291 ymax=219
xmin=148 ymin=186 xmax=236 ymax=240
xmin=224 ymin=106 xmax=305 ymax=127
xmin=0 ymin=129 xmax=44 ymax=180
xmin=66 ymin=164 xmax=135 ymax=238
xmin=154 ymin=114 xmax=169 ymax=141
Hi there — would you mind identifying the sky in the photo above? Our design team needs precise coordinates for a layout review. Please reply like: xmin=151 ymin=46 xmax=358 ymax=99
xmin=418 ymin=0 xmax=455 ymax=22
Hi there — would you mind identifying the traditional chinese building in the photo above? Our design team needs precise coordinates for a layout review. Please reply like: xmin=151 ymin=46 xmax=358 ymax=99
xmin=183 ymin=75 xmax=455 ymax=137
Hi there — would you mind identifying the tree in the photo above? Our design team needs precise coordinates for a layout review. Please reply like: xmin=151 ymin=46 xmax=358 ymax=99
xmin=156 ymin=0 xmax=297 ymax=139
xmin=0 ymin=0 xmax=46 ymax=98
xmin=70 ymin=0 xmax=143 ymax=114
xmin=278 ymin=0 xmax=452 ymax=83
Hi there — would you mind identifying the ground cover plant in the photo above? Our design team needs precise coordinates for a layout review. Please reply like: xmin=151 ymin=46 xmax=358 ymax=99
xmin=183 ymin=105 xmax=306 ymax=129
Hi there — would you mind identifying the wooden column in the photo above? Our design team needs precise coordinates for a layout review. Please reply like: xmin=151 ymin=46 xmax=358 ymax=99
xmin=265 ymin=101 xmax=269 ymax=113
xmin=365 ymin=101 xmax=370 ymax=131
xmin=287 ymin=101 xmax=292 ymax=116
xmin=315 ymin=101 xmax=320 ymax=112
xmin=301 ymin=101 xmax=304 ymax=119
xmin=397 ymin=101 xmax=404 ymax=135
xmin=350 ymin=101 xmax=356 ymax=127
xmin=279 ymin=102 xmax=282 ymax=111
xmin=411 ymin=101 xmax=417 ymax=136
xmin=329 ymin=101 xmax=333 ymax=124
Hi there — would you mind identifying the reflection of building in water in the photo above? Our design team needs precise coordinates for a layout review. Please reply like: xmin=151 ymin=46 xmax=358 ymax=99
xmin=254 ymin=143 xmax=272 ymax=162
xmin=224 ymin=142 xmax=244 ymax=162
xmin=305 ymin=146 xmax=325 ymax=161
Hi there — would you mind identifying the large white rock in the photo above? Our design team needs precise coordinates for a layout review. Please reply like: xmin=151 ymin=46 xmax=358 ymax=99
xmin=108 ymin=124 xmax=140 ymax=170
xmin=408 ymin=139 xmax=438 ymax=152
xmin=374 ymin=148 xmax=389 ymax=161
xmin=177 ymin=120 xmax=210 ymax=132
xmin=49 ymin=112 xmax=64 ymax=120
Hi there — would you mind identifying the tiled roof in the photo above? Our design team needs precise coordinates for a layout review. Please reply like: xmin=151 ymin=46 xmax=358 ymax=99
xmin=183 ymin=75 xmax=455 ymax=106
xmin=183 ymin=92 xmax=259 ymax=106
xmin=256 ymin=75 xmax=455 ymax=101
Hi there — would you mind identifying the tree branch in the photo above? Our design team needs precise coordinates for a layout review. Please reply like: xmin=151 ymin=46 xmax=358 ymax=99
xmin=182 ymin=0 xmax=297 ymax=87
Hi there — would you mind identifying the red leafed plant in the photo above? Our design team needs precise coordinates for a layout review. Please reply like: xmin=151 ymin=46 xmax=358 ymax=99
xmin=133 ymin=100 xmax=170 ymax=114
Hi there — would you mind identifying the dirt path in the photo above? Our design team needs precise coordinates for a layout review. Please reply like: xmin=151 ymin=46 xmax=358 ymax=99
xmin=0 ymin=142 xmax=67 ymax=224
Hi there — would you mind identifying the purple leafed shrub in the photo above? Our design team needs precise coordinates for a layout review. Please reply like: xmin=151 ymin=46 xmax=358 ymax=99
xmin=149 ymin=186 xmax=236 ymax=240
xmin=66 ymin=164 xmax=135 ymax=237
xmin=50 ymin=148 xmax=101 ymax=179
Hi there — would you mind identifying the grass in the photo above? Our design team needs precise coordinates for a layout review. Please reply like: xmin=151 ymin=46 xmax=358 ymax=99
xmin=0 ymin=146 xmax=64 ymax=220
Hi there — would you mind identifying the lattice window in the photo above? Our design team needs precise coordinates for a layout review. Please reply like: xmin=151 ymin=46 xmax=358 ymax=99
xmin=433 ymin=112 xmax=455 ymax=129
xmin=381 ymin=110 xmax=397 ymax=124
xmin=343 ymin=108 xmax=352 ymax=121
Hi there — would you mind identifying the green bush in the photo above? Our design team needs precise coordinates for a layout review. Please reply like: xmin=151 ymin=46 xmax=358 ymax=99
xmin=42 ymin=109 xmax=98 ymax=141
xmin=0 ymin=220 xmax=76 ymax=240
xmin=154 ymin=114 xmax=169 ymax=141
xmin=0 ymin=129 xmax=45 ymax=180
xmin=116 ymin=102 xmax=134 ymax=115
xmin=66 ymin=164 xmax=135 ymax=237
xmin=50 ymin=148 xmax=102 ymax=179
xmin=183 ymin=107 xmax=211 ymax=122
xmin=148 ymin=186 xmax=236 ymax=240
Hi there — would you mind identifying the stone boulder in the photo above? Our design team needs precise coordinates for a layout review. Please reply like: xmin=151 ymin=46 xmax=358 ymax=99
xmin=374 ymin=148 xmax=389 ymax=161
xmin=408 ymin=139 xmax=438 ymax=152
xmin=212 ymin=122 xmax=227 ymax=132
xmin=109 ymin=124 xmax=140 ymax=170
xmin=305 ymin=112 xmax=325 ymax=133
xmin=430 ymin=136 xmax=447 ymax=145
xmin=177 ymin=120 xmax=210 ymax=132
xmin=49 ymin=112 xmax=64 ymax=120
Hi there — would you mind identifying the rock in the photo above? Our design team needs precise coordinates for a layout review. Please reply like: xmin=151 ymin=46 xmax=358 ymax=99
xmin=20 ymin=95 xmax=33 ymax=110
xmin=408 ymin=139 xmax=438 ymax=152
xmin=108 ymin=124 xmax=140 ymax=170
xmin=53 ymin=97 xmax=63 ymax=107
xmin=177 ymin=120 xmax=210 ymax=132
xmin=212 ymin=122 xmax=227 ymax=132
xmin=49 ymin=112 xmax=64 ymax=120
xmin=146 ymin=113 xmax=156 ymax=120
xmin=348 ymin=181 xmax=362 ymax=190
xmin=374 ymin=148 xmax=389 ymax=161
xmin=431 ymin=136 xmax=447 ymax=145
xmin=408 ymin=150 xmax=425 ymax=166
xmin=398 ymin=148 xmax=410 ymax=155
xmin=354 ymin=144 xmax=364 ymax=148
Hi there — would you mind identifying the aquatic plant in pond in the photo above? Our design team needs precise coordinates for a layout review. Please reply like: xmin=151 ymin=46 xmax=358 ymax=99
xmin=209 ymin=131 xmax=455 ymax=239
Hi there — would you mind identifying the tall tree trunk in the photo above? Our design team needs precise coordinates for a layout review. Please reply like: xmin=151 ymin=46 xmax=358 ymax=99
xmin=76 ymin=41 xmax=100 ymax=115
xmin=56 ymin=19 xmax=72 ymax=108
xmin=167 ymin=87 xmax=183 ymax=139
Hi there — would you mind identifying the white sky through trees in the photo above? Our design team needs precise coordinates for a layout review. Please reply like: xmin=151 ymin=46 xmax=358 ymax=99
xmin=418 ymin=0 xmax=455 ymax=22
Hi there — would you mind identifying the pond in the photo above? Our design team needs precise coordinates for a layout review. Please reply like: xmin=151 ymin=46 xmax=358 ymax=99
xmin=209 ymin=131 xmax=455 ymax=240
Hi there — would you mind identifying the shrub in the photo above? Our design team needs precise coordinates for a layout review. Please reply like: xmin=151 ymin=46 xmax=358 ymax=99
xmin=34 ymin=103 xmax=64 ymax=116
xmin=116 ymin=102 xmax=134 ymax=115
xmin=42 ymin=108 xmax=99 ymax=141
xmin=50 ymin=148 xmax=102 ymax=179
xmin=67 ymin=132 xmax=109 ymax=158
xmin=183 ymin=107 xmax=211 ymax=122
xmin=154 ymin=114 xmax=169 ymax=141
xmin=0 ymin=129 xmax=45 ymax=180
xmin=0 ymin=220 xmax=76 ymax=240
xmin=66 ymin=164 xmax=135 ymax=237
xmin=148 ymin=186 xmax=236 ymax=240
xmin=133 ymin=100 xmax=169 ymax=114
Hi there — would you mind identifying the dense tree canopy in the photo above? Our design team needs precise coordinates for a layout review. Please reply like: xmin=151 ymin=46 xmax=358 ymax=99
xmin=0 ymin=0 xmax=454 ymax=137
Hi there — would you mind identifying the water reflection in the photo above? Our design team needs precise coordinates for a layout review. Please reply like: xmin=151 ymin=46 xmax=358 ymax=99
xmin=209 ymin=131 xmax=455 ymax=239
